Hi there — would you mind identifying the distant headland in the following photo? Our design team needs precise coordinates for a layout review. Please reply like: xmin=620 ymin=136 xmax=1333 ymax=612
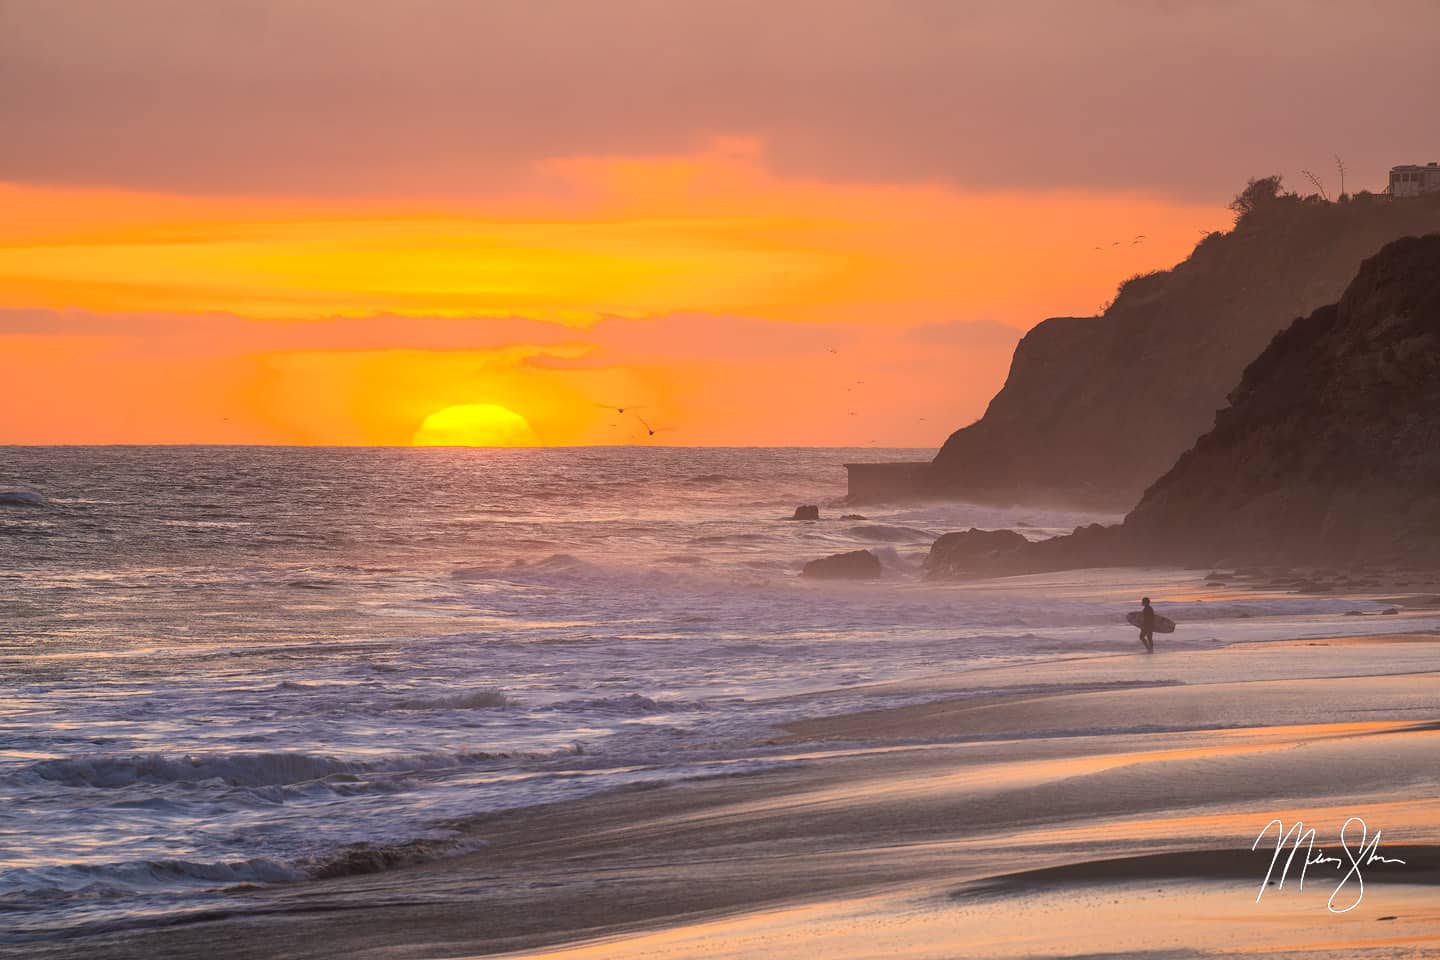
xmin=849 ymin=176 xmax=1440 ymax=513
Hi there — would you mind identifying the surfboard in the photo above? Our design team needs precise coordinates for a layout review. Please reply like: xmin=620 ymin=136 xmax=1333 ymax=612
xmin=1126 ymin=611 xmax=1176 ymax=633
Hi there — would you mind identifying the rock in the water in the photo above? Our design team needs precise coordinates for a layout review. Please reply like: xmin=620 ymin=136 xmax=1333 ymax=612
xmin=840 ymin=513 xmax=868 ymax=520
xmin=802 ymin=549 xmax=881 ymax=580
xmin=791 ymin=505 xmax=820 ymax=521
xmin=924 ymin=528 xmax=1031 ymax=579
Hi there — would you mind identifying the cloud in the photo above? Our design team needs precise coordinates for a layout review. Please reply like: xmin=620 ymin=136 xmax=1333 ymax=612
xmin=0 ymin=158 xmax=1225 ymax=329
xmin=0 ymin=308 xmax=577 ymax=355
xmin=3 ymin=0 xmax=1436 ymax=199
xmin=899 ymin=320 xmax=1020 ymax=350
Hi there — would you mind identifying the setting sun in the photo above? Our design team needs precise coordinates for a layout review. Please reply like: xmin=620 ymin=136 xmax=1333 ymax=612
xmin=411 ymin=403 xmax=539 ymax=447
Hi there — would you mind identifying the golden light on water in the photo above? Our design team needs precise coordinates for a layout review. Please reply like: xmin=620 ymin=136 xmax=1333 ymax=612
xmin=411 ymin=404 xmax=539 ymax=447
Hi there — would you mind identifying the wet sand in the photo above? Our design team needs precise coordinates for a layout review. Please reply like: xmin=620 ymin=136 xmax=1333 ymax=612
xmin=15 ymin=632 xmax=1440 ymax=960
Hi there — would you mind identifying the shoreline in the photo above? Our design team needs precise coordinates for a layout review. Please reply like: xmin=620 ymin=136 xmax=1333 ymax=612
xmin=12 ymin=629 xmax=1440 ymax=960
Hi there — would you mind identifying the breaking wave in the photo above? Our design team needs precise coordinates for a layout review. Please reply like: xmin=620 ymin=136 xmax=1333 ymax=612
xmin=541 ymin=693 xmax=702 ymax=715
xmin=21 ymin=744 xmax=576 ymax=791
xmin=0 ymin=488 xmax=46 ymax=507
xmin=391 ymin=688 xmax=516 ymax=711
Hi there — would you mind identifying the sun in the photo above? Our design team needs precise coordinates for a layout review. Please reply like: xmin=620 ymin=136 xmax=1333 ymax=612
xmin=411 ymin=404 xmax=539 ymax=447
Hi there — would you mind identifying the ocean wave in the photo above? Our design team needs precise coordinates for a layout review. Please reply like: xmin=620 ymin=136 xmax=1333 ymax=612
xmin=541 ymin=693 xmax=702 ymax=715
xmin=303 ymin=836 xmax=487 ymax=880
xmin=284 ymin=578 xmax=340 ymax=590
xmin=687 ymin=532 xmax=772 ymax=545
xmin=529 ymin=552 xmax=588 ymax=570
xmin=27 ymin=752 xmax=376 ymax=789
xmin=846 ymin=523 xmax=935 ymax=542
xmin=21 ymin=742 xmax=572 ymax=791
xmin=0 ymin=488 xmax=46 ymax=507
xmin=2 ymin=857 xmax=308 ymax=901
xmin=391 ymin=688 xmax=515 ymax=711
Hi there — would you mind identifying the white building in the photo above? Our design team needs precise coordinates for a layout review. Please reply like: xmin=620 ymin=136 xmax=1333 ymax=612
xmin=1389 ymin=162 xmax=1440 ymax=197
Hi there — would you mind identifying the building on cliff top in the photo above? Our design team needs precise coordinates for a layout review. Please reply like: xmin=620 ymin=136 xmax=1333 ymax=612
xmin=1389 ymin=162 xmax=1440 ymax=197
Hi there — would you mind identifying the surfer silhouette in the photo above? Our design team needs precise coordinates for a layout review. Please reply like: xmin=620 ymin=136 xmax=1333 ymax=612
xmin=1137 ymin=597 xmax=1155 ymax=653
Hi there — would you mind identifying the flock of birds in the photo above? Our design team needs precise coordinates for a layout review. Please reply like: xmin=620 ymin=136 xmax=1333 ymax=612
xmin=599 ymin=335 xmax=943 ymax=447
xmin=833 ymin=356 xmax=921 ymax=446
xmin=595 ymin=404 xmax=674 ymax=441
xmin=593 ymin=230 xmax=1155 ymax=446
xmin=1093 ymin=234 xmax=1147 ymax=251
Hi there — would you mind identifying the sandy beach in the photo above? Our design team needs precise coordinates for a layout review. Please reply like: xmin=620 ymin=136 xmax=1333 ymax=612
xmin=16 ymin=624 xmax=1439 ymax=960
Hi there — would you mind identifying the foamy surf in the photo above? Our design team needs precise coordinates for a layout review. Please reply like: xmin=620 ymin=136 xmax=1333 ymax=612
xmin=3 ymin=446 xmax=1436 ymax=943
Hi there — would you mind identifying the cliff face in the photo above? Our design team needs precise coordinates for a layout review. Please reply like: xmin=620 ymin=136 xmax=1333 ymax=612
xmin=927 ymin=192 xmax=1440 ymax=509
xmin=925 ymin=234 xmax=1440 ymax=576
xmin=1121 ymin=234 xmax=1440 ymax=566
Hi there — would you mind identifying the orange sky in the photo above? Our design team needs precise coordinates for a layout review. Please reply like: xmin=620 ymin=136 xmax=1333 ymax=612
xmin=0 ymin=143 xmax=1223 ymax=446
xmin=3 ymin=1 xmax=1433 ymax=446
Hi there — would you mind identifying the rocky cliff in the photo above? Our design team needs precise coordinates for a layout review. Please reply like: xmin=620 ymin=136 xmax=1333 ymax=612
xmin=926 ymin=233 xmax=1440 ymax=576
xmin=1120 ymin=233 xmax=1440 ymax=566
xmin=927 ymin=189 xmax=1440 ymax=509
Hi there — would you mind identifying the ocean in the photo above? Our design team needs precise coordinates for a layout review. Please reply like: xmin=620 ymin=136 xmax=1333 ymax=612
xmin=0 ymin=446 xmax=1425 ymax=943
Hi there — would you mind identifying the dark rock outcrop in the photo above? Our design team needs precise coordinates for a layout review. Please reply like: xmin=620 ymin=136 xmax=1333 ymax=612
xmin=791 ymin=505 xmax=820 ymax=521
xmin=1120 ymin=233 xmax=1440 ymax=566
xmin=925 ymin=234 xmax=1440 ymax=575
xmin=927 ymin=191 xmax=1440 ymax=509
xmin=924 ymin=528 xmax=1030 ymax=578
xmin=802 ymin=549 xmax=882 ymax=580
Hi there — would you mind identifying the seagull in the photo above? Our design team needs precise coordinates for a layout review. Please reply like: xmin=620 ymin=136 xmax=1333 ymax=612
xmin=635 ymin=415 xmax=674 ymax=438
xmin=596 ymin=402 xmax=643 ymax=415
xmin=827 ymin=347 xmax=839 ymax=355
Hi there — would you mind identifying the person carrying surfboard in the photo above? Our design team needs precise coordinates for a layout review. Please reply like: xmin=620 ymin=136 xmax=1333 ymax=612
xmin=1137 ymin=597 xmax=1156 ymax=653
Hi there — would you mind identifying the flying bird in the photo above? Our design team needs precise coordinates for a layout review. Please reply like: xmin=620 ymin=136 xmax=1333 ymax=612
xmin=635 ymin=415 xmax=674 ymax=438
xmin=596 ymin=402 xmax=643 ymax=415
